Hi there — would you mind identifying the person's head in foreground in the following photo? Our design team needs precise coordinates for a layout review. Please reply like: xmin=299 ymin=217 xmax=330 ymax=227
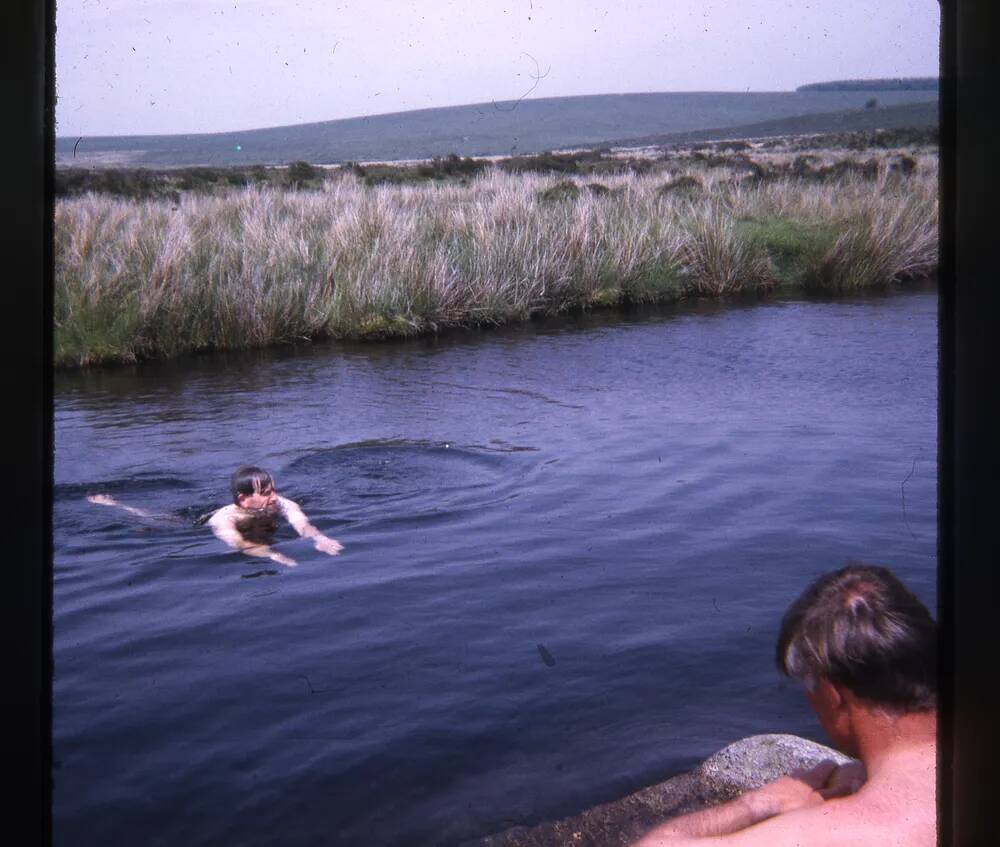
xmin=230 ymin=465 xmax=278 ymax=511
xmin=632 ymin=562 xmax=936 ymax=846
xmin=776 ymin=561 xmax=936 ymax=756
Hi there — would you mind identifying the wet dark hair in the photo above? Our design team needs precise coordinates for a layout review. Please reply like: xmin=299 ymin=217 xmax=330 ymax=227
xmin=230 ymin=466 xmax=274 ymax=504
xmin=776 ymin=562 xmax=936 ymax=712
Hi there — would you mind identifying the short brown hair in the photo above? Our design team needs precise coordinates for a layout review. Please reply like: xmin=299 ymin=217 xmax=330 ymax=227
xmin=776 ymin=562 xmax=936 ymax=712
xmin=230 ymin=466 xmax=274 ymax=504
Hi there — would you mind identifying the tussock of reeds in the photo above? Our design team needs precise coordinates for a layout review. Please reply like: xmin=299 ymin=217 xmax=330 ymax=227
xmin=55 ymin=163 xmax=938 ymax=366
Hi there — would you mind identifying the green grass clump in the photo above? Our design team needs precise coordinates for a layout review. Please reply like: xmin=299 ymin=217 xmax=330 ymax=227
xmin=735 ymin=217 xmax=841 ymax=286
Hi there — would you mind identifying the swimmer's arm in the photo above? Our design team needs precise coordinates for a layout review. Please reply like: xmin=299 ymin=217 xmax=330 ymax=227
xmin=277 ymin=497 xmax=343 ymax=556
xmin=207 ymin=507 xmax=297 ymax=567
xmin=631 ymin=761 xmax=844 ymax=845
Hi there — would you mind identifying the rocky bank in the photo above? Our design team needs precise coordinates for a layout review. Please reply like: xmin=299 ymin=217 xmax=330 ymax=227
xmin=464 ymin=734 xmax=854 ymax=847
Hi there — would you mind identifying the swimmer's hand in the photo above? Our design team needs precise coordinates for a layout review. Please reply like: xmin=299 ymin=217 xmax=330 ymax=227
xmin=270 ymin=551 xmax=297 ymax=567
xmin=313 ymin=536 xmax=343 ymax=556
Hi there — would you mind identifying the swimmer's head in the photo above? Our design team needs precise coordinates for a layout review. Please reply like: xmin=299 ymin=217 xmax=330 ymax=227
xmin=231 ymin=465 xmax=278 ymax=509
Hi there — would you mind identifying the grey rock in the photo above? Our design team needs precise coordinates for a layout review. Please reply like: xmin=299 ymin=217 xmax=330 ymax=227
xmin=464 ymin=734 xmax=854 ymax=847
xmin=696 ymin=734 xmax=852 ymax=803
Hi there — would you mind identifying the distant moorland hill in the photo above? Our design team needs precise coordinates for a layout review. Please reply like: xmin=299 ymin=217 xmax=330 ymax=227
xmin=56 ymin=88 xmax=937 ymax=169
xmin=606 ymin=101 xmax=938 ymax=149
xmin=796 ymin=77 xmax=938 ymax=92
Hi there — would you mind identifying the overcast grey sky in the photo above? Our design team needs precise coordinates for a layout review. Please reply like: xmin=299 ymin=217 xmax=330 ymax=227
xmin=55 ymin=0 xmax=940 ymax=137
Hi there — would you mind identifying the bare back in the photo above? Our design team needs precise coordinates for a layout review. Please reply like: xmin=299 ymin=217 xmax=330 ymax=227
xmin=719 ymin=752 xmax=935 ymax=847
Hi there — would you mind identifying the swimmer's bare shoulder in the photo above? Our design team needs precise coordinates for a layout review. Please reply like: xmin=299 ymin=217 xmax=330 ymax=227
xmin=206 ymin=504 xmax=239 ymax=536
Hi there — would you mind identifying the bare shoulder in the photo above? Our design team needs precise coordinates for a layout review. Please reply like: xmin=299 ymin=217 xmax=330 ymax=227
xmin=718 ymin=796 xmax=932 ymax=847
xmin=207 ymin=504 xmax=239 ymax=527
xmin=276 ymin=496 xmax=303 ymax=513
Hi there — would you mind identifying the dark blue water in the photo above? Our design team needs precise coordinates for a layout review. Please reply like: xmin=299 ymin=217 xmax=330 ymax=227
xmin=53 ymin=287 xmax=937 ymax=846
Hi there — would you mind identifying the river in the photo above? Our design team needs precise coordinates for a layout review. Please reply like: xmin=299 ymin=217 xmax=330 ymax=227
xmin=52 ymin=285 xmax=937 ymax=846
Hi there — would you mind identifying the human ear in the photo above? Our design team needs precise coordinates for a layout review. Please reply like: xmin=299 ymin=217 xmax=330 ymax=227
xmin=816 ymin=677 xmax=844 ymax=710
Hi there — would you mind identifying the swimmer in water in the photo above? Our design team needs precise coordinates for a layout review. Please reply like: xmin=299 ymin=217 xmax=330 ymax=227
xmin=88 ymin=465 xmax=343 ymax=568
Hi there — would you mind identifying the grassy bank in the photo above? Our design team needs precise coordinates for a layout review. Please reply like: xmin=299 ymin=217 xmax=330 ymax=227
xmin=55 ymin=155 xmax=937 ymax=367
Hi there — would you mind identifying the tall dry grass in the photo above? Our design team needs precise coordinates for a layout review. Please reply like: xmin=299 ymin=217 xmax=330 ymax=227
xmin=54 ymin=164 xmax=938 ymax=366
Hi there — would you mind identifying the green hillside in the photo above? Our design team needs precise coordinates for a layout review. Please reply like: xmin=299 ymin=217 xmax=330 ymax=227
xmin=607 ymin=101 xmax=938 ymax=148
xmin=797 ymin=77 xmax=938 ymax=91
xmin=56 ymin=89 xmax=937 ymax=168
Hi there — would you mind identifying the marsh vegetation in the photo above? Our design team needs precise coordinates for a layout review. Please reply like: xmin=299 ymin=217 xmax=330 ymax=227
xmin=55 ymin=143 xmax=937 ymax=367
